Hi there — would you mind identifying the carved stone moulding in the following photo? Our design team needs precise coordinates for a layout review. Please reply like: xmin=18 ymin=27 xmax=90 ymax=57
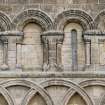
xmin=41 ymin=31 xmax=64 ymax=72
xmin=0 ymin=31 xmax=23 ymax=40
xmin=83 ymin=29 xmax=105 ymax=36
xmin=83 ymin=29 xmax=105 ymax=66
xmin=41 ymin=31 xmax=64 ymax=43
xmin=83 ymin=29 xmax=105 ymax=41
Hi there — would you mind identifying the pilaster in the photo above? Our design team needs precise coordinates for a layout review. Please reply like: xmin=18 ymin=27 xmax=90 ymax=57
xmin=0 ymin=31 xmax=23 ymax=70
xmin=41 ymin=31 xmax=64 ymax=71
xmin=83 ymin=30 xmax=105 ymax=67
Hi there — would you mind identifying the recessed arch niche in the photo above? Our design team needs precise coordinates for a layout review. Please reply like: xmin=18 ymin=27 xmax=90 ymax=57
xmin=16 ymin=22 xmax=43 ymax=71
xmin=62 ymin=23 xmax=85 ymax=70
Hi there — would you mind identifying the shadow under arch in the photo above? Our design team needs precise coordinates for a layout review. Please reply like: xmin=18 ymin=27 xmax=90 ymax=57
xmin=12 ymin=9 xmax=54 ymax=31
xmin=54 ymin=9 xmax=94 ymax=31
xmin=21 ymin=88 xmax=49 ymax=105
xmin=40 ymin=79 xmax=94 ymax=105
xmin=0 ymin=79 xmax=53 ymax=105
xmin=0 ymin=11 xmax=11 ymax=31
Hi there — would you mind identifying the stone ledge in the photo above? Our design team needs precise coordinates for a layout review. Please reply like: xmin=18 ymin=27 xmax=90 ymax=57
xmin=0 ymin=71 xmax=104 ymax=78
xmin=0 ymin=31 xmax=23 ymax=36
xmin=83 ymin=29 xmax=105 ymax=36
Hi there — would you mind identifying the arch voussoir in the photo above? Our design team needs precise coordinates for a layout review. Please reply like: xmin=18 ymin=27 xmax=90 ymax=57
xmin=40 ymin=79 xmax=94 ymax=105
xmin=0 ymin=79 xmax=54 ymax=105
xmin=0 ymin=11 xmax=11 ymax=31
xmin=12 ymin=9 xmax=53 ymax=31
xmin=54 ymin=9 xmax=94 ymax=30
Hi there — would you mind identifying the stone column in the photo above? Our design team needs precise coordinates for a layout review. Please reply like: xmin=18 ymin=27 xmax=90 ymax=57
xmin=91 ymin=37 xmax=100 ymax=65
xmin=0 ymin=37 xmax=9 ymax=70
xmin=42 ymin=37 xmax=49 ymax=68
xmin=57 ymin=42 xmax=62 ymax=65
xmin=3 ymin=42 xmax=8 ymax=65
xmin=41 ymin=31 xmax=64 ymax=71
xmin=85 ymin=40 xmax=91 ymax=65
xmin=16 ymin=44 xmax=22 ymax=70
xmin=84 ymin=34 xmax=99 ymax=66
xmin=8 ymin=37 xmax=17 ymax=70
xmin=48 ymin=37 xmax=57 ymax=67
xmin=99 ymin=39 xmax=105 ymax=65
xmin=0 ymin=31 xmax=23 ymax=70
xmin=83 ymin=30 xmax=105 ymax=70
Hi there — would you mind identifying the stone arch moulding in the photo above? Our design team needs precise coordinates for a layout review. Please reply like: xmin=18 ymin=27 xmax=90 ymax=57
xmin=0 ymin=79 xmax=53 ymax=105
xmin=12 ymin=9 xmax=54 ymax=31
xmin=0 ymin=11 xmax=11 ymax=31
xmin=0 ymin=86 xmax=14 ymax=105
xmin=40 ymin=79 xmax=94 ymax=105
xmin=63 ymin=79 xmax=105 ymax=105
xmin=80 ymin=79 xmax=105 ymax=105
xmin=94 ymin=10 xmax=105 ymax=29
xmin=79 ymin=79 xmax=105 ymax=87
xmin=54 ymin=9 xmax=94 ymax=30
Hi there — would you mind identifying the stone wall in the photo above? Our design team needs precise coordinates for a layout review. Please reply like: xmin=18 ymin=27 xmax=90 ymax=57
xmin=0 ymin=0 xmax=104 ymax=105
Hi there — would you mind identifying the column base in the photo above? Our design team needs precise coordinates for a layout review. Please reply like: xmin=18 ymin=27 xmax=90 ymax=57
xmin=1 ymin=64 xmax=9 ymax=70
xmin=43 ymin=63 xmax=63 ymax=71
xmin=16 ymin=64 xmax=22 ymax=71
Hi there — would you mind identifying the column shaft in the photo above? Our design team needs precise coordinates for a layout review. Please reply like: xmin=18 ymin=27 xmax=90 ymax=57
xmin=41 ymin=31 xmax=64 ymax=71
xmin=91 ymin=39 xmax=100 ymax=65
xmin=48 ymin=40 xmax=57 ymax=65
xmin=57 ymin=42 xmax=62 ymax=65
xmin=85 ymin=41 xmax=91 ymax=65
xmin=8 ymin=38 xmax=16 ymax=69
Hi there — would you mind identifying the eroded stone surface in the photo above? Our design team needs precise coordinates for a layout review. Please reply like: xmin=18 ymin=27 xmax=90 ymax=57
xmin=0 ymin=1 xmax=104 ymax=105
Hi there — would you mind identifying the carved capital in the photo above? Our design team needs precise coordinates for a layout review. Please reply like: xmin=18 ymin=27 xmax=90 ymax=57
xmin=41 ymin=31 xmax=64 ymax=72
xmin=43 ymin=63 xmax=63 ymax=71
xmin=83 ymin=29 xmax=105 ymax=43
xmin=0 ymin=36 xmax=8 ymax=43
xmin=0 ymin=31 xmax=24 ymax=43
xmin=41 ymin=31 xmax=64 ymax=44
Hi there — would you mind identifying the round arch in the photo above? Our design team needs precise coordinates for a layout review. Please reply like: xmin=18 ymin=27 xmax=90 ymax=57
xmin=63 ymin=79 xmax=105 ymax=105
xmin=40 ymin=79 xmax=94 ymax=105
xmin=12 ymin=9 xmax=53 ymax=31
xmin=54 ymin=9 xmax=94 ymax=30
xmin=0 ymin=79 xmax=53 ymax=105
xmin=80 ymin=79 xmax=105 ymax=105
xmin=0 ymin=11 xmax=11 ymax=31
